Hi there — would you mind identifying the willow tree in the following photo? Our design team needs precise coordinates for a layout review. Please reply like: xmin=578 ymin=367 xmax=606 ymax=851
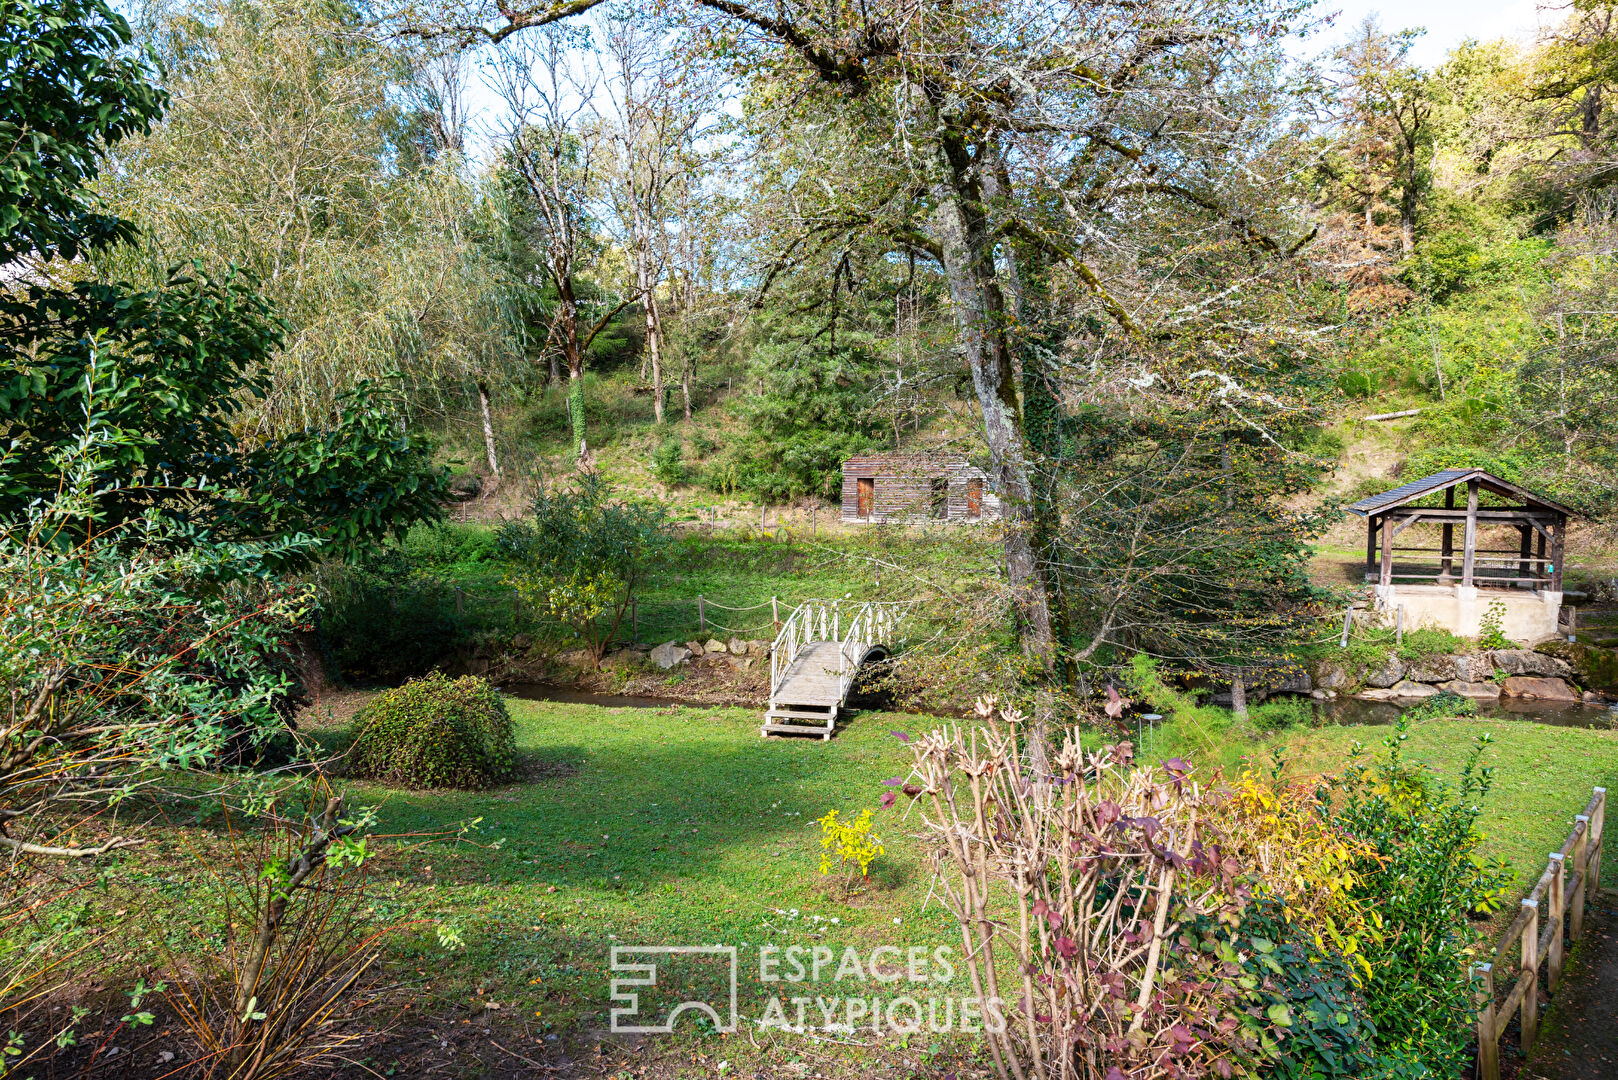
xmin=100 ymin=0 xmax=529 ymax=444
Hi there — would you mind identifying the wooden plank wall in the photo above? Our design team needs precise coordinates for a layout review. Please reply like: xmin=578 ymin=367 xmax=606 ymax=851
xmin=840 ymin=454 xmax=1000 ymax=523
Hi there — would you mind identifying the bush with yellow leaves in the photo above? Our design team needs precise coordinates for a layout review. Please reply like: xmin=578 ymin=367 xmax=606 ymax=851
xmin=814 ymin=808 xmax=884 ymax=881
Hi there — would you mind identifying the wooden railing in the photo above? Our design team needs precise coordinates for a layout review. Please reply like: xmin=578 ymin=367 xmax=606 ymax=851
xmin=837 ymin=602 xmax=901 ymax=702
xmin=1473 ymin=786 xmax=1606 ymax=1080
xmin=769 ymin=599 xmax=902 ymax=702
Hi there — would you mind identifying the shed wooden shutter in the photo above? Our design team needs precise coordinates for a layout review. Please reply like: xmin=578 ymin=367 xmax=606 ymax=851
xmin=858 ymin=477 xmax=874 ymax=518
xmin=966 ymin=479 xmax=983 ymax=518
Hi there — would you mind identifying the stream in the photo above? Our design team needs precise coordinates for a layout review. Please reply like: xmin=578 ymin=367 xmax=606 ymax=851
xmin=1314 ymin=695 xmax=1617 ymax=729
xmin=507 ymin=682 xmax=1617 ymax=729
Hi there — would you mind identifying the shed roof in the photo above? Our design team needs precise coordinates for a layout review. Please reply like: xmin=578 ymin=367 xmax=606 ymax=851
xmin=841 ymin=452 xmax=986 ymax=475
xmin=1347 ymin=468 xmax=1576 ymax=517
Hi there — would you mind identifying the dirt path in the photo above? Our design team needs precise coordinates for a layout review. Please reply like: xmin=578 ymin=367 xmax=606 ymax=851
xmin=1524 ymin=889 xmax=1618 ymax=1080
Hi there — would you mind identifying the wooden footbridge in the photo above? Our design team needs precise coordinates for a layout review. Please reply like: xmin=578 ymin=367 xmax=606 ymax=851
xmin=763 ymin=600 xmax=902 ymax=739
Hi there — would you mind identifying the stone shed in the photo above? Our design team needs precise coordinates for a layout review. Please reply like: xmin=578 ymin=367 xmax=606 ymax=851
xmin=840 ymin=453 xmax=1002 ymax=524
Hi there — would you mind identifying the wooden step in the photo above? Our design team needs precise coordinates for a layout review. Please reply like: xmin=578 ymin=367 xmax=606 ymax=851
xmin=766 ymin=708 xmax=836 ymax=722
xmin=761 ymin=722 xmax=835 ymax=741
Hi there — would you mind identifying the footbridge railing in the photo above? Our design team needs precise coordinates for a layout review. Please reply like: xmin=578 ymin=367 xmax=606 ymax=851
xmin=769 ymin=599 xmax=903 ymax=702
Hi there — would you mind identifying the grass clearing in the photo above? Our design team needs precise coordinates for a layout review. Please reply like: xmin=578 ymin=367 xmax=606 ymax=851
xmin=1274 ymin=717 xmax=1618 ymax=898
xmin=302 ymin=698 xmax=963 ymax=1037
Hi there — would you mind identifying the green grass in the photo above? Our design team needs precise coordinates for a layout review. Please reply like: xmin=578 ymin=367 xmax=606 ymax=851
xmin=393 ymin=523 xmax=1001 ymax=647
xmin=312 ymin=698 xmax=962 ymax=1037
xmin=81 ymin=697 xmax=1616 ymax=1076
xmin=1275 ymin=718 xmax=1618 ymax=898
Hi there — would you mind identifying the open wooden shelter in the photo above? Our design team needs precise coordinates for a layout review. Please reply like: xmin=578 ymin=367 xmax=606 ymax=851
xmin=1349 ymin=469 xmax=1574 ymax=590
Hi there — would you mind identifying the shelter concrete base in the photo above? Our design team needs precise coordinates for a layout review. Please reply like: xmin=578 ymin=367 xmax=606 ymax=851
xmin=1371 ymin=584 xmax=1563 ymax=643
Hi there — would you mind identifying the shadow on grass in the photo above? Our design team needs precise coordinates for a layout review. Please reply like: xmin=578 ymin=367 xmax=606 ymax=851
xmin=342 ymin=707 xmax=915 ymax=894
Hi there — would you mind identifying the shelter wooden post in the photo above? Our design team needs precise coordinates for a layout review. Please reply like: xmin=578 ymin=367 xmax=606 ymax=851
xmin=1379 ymin=517 xmax=1394 ymax=585
xmin=1521 ymin=897 xmax=1539 ymax=1052
xmin=1537 ymin=530 xmax=1548 ymax=590
xmin=1439 ymin=487 xmax=1455 ymax=582
xmin=1461 ymin=480 xmax=1480 ymax=587
xmin=1519 ymin=525 xmax=1533 ymax=588
xmin=1551 ymin=517 xmax=1565 ymax=592
xmin=1366 ymin=515 xmax=1378 ymax=581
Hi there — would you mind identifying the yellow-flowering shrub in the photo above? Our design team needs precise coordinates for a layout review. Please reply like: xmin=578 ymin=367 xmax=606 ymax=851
xmin=815 ymin=808 xmax=884 ymax=879
xmin=1210 ymin=769 xmax=1383 ymax=980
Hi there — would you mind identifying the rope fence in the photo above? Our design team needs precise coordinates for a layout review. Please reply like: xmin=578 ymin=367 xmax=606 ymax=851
xmin=368 ymin=582 xmax=931 ymax=652
xmin=378 ymin=581 xmax=810 ymax=648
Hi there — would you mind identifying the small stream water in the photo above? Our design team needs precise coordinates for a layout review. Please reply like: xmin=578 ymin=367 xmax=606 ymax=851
xmin=504 ymin=683 xmax=697 ymax=709
xmin=506 ymin=682 xmax=1617 ymax=729
xmin=1315 ymin=695 xmax=1616 ymax=729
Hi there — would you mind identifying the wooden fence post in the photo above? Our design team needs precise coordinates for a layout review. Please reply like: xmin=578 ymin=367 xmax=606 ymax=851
xmin=1474 ymin=963 xmax=1498 ymax=1080
xmin=772 ymin=596 xmax=780 ymax=634
xmin=698 ymin=595 xmax=706 ymax=635
xmin=811 ymin=504 xmax=817 ymax=535
xmin=1340 ymin=607 xmax=1353 ymax=648
xmin=1548 ymin=853 xmax=1566 ymax=991
xmin=1521 ymin=897 xmax=1540 ymax=1053
xmin=1574 ymin=814 xmax=1591 ymax=941
xmin=1591 ymin=788 xmax=1607 ymax=903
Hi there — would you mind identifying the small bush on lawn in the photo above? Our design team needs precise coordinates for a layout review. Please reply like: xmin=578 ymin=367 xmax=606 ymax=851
xmin=349 ymin=673 xmax=515 ymax=789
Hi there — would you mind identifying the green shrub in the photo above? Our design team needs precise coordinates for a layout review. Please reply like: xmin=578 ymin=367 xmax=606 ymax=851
xmin=652 ymin=439 xmax=687 ymax=486
xmin=1180 ymin=898 xmax=1418 ymax=1080
xmin=1249 ymin=695 xmax=1315 ymax=732
xmin=1321 ymin=719 xmax=1511 ymax=1075
xmin=1477 ymin=600 xmax=1511 ymax=650
xmin=1400 ymin=690 xmax=1478 ymax=722
xmin=320 ymin=559 xmax=471 ymax=680
xmin=403 ymin=522 xmax=502 ymax=569
xmin=349 ymin=673 xmax=516 ymax=789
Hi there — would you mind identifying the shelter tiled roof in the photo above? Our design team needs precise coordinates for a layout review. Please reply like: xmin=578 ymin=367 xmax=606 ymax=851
xmin=1347 ymin=469 xmax=1576 ymax=517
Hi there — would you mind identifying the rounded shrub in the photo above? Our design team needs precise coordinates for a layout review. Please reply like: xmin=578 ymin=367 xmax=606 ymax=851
xmin=349 ymin=672 xmax=516 ymax=789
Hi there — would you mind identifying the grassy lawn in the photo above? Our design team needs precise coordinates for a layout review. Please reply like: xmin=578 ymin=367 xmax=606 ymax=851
xmin=394 ymin=524 xmax=1002 ymax=648
xmin=310 ymin=698 xmax=968 ymax=1059
xmin=76 ymin=699 xmax=1614 ymax=1077
xmin=325 ymin=701 xmax=1618 ymax=1038
xmin=1274 ymin=717 xmax=1618 ymax=898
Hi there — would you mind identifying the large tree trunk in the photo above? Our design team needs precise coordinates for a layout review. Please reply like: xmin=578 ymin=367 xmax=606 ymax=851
xmin=930 ymin=148 xmax=1058 ymax=778
xmin=476 ymin=380 xmax=501 ymax=490
xmin=930 ymin=174 xmax=1055 ymax=670
xmin=559 ymin=279 xmax=588 ymax=461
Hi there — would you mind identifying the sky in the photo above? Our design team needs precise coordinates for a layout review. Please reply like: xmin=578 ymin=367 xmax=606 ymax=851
xmin=451 ymin=0 xmax=1554 ymax=159
xmin=1311 ymin=0 xmax=1552 ymax=66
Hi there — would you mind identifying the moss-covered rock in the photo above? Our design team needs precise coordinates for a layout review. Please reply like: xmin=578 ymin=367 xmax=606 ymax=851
xmin=1536 ymin=640 xmax=1618 ymax=690
xmin=349 ymin=672 xmax=516 ymax=789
